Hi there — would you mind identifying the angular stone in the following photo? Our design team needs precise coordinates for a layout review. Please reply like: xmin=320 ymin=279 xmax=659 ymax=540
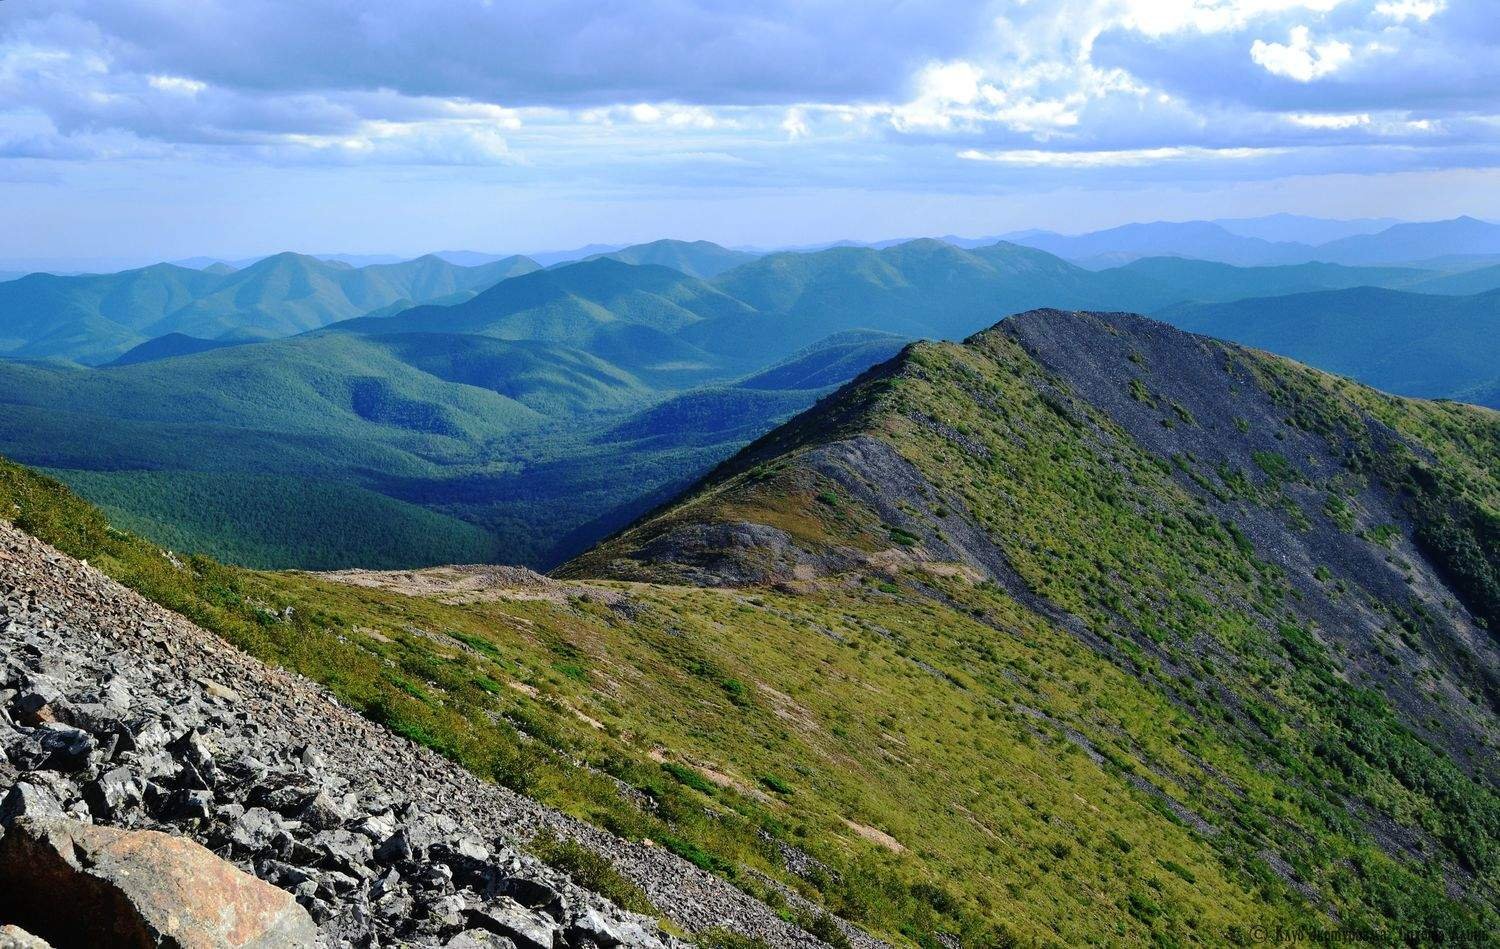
xmin=446 ymin=929 xmax=517 ymax=949
xmin=294 ymin=788 xmax=347 ymax=830
xmin=35 ymin=723 xmax=96 ymax=771
xmin=495 ymin=877 xmax=559 ymax=914
xmin=166 ymin=788 xmax=214 ymax=823
xmin=569 ymin=905 xmax=660 ymax=948
xmin=83 ymin=766 xmax=141 ymax=820
xmin=375 ymin=827 xmax=416 ymax=863
xmin=355 ymin=808 xmax=398 ymax=841
xmin=465 ymin=898 xmax=559 ymax=949
xmin=0 ymin=816 xmax=318 ymax=948
xmin=229 ymin=806 xmax=288 ymax=851
xmin=0 ymin=783 xmax=64 ymax=827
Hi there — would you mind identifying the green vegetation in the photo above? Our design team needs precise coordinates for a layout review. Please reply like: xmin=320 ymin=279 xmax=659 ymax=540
xmin=527 ymin=830 xmax=657 ymax=915
xmin=1159 ymin=285 xmax=1500 ymax=408
xmin=0 ymin=252 xmax=539 ymax=364
xmin=570 ymin=311 xmax=1500 ymax=943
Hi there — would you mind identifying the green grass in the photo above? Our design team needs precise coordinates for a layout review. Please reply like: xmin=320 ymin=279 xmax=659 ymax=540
xmin=3 ymin=311 xmax=1497 ymax=945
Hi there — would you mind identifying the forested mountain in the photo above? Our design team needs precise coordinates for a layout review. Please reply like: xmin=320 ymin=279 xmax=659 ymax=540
xmin=1158 ymin=286 xmax=1500 ymax=406
xmin=708 ymin=238 xmax=1176 ymax=354
xmin=582 ymin=238 xmax=760 ymax=277
xmin=3 ymin=234 xmax=1499 ymax=572
xmin=0 ymin=252 xmax=540 ymax=363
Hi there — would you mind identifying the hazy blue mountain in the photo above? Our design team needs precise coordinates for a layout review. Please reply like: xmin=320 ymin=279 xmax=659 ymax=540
xmin=1 ymin=271 xmax=28 ymax=283
xmin=1210 ymin=213 xmax=1402 ymax=244
xmin=707 ymin=238 xmax=1177 ymax=356
xmin=1158 ymin=286 xmax=1500 ymax=406
xmin=1112 ymin=257 xmax=1431 ymax=302
xmin=1008 ymin=221 xmax=1314 ymax=267
xmin=583 ymin=239 xmax=759 ymax=278
xmin=0 ymin=252 xmax=540 ymax=364
xmin=108 ymin=333 xmax=250 ymax=366
xmin=1406 ymin=264 xmax=1500 ymax=296
xmin=314 ymin=253 xmax=409 ymax=267
xmin=1314 ymin=216 xmax=1500 ymax=265
xmin=526 ymin=243 xmax=625 ymax=267
xmin=431 ymin=250 xmax=514 ymax=267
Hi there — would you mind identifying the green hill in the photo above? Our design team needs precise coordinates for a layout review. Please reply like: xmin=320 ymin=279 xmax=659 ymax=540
xmin=568 ymin=308 xmax=1499 ymax=942
xmin=737 ymin=330 xmax=909 ymax=391
xmin=0 ymin=253 xmax=541 ymax=364
xmin=1157 ymin=286 xmax=1500 ymax=405
xmin=108 ymin=332 xmax=249 ymax=366
xmin=584 ymin=239 xmax=760 ymax=278
xmin=5 ymin=309 xmax=1494 ymax=945
xmin=705 ymin=239 xmax=1176 ymax=355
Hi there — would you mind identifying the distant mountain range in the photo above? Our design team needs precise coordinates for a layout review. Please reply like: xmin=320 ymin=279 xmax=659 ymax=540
xmin=1 ymin=225 xmax=1497 ymax=572
xmin=1006 ymin=215 xmax=1500 ymax=268
xmin=0 ymin=252 xmax=540 ymax=364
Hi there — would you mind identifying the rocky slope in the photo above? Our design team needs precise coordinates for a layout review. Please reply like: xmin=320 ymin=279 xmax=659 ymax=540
xmin=0 ymin=521 xmax=847 ymax=947
xmin=567 ymin=309 xmax=1500 ymax=940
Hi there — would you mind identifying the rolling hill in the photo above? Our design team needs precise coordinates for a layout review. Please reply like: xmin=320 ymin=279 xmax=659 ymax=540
xmin=6 ymin=308 xmax=1495 ymax=945
xmin=0 ymin=252 xmax=541 ymax=364
xmin=583 ymin=239 xmax=760 ymax=278
xmin=705 ymin=238 xmax=1176 ymax=356
xmin=1111 ymin=257 xmax=1429 ymax=302
xmin=1157 ymin=286 xmax=1500 ymax=406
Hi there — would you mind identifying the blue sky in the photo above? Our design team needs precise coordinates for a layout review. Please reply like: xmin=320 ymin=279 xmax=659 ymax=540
xmin=2 ymin=0 xmax=1497 ymax=260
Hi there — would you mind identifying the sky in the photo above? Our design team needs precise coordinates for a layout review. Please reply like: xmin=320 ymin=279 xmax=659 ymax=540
xmin=2 ymin=0 xmax=1498 ymax=262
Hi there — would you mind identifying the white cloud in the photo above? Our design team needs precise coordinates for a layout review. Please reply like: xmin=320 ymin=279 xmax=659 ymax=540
xmin=1373 ymin=0 xmax=1445 ymax=22
xmin=147 ymin=75 xmax=205 ymax=96
xmin=1287 ymin=111 xmax=1369 ymax=128
xmin=1250 ymin=26 xmax=1352 ymax=81
xmin=958 ymin=145 xmax=1284 ymax=166
xmin=781 ymin=107 xmax=809 ymax=139
xmin=1120 ymin=0 xmax=1352 ymax=37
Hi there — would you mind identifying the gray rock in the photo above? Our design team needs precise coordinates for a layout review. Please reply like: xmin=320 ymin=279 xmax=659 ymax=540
xmin=230 ymin=806 xmax=288 ymax=851
xmin=33 ymin=723 xmax=95 ymax=772
xmin=296 ymin=788 xmax=348 ymax=830
xmin=82 ymin=766 xmax=140 ymax=820
xmin=466 ymin=898 xmax=560 ymax=949
xmin=570 ymin=905 xmax=660 ymax=948
xmin=1 ymin=783 xmax=64 ymax=827
xmin=447 ymin=930 xmax=517 ymax=949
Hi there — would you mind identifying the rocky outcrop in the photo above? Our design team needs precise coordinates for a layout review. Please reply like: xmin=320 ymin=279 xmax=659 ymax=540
xmin=0 ymin=522 xmax=846 ymax=948
xmin=0 ymin=817 xmax=317 ymax=947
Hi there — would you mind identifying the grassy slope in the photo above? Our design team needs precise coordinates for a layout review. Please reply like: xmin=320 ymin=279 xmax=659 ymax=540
xmin=0 ymin=455 xmax=1314 ymax=946
xmin=570 ymin=315 xmax=1500 ymax=942
xmin=4 ymin=312 xmax=1497 ymax=943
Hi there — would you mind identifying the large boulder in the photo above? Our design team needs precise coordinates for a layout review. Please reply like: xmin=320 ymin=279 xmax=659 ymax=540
xmin=0 ymin=817 xmax=317 ymax=948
